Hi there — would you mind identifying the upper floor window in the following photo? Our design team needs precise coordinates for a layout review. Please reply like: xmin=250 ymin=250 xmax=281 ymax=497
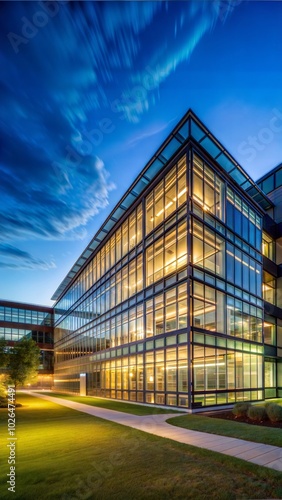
xmin=146 ymin=156 xmax=187 ymax=235
xmin=262 ymin=271 xmax=276 ymax=305
xmin=192 ymin=154 xmax=225 ymax=222
xmin=262 ymin=232 xmax=275 ymax=261
xmin=226 ymin=187 xmax=262 ymax=250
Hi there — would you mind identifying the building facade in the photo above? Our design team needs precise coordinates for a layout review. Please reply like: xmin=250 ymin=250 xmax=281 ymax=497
xmin=256 ymin=164 xmax=282 ymax=399
xmin=0 ymin=300 xmax=54 ymax=388
xmin=50 ymin=110 xmax=282 ymax=409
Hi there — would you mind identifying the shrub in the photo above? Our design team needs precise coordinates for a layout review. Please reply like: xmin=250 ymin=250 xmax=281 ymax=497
xmin=232 ymin=402 xmax=251 ymax=418
xmin=266 ymin=403 xmax=282 ymax=422
xmin=247 ymin=405 xmax=267 ymax=422
xmin=0 ymin=381 xmax=6 ymax=399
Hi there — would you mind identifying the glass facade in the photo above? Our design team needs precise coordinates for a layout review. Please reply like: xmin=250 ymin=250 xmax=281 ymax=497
xmin=257 ymin=165 xmax=282 ymax=194
xmin=0 ymin=301 xmax=54 ymax=378
xmin=1 ymin=110 xmax=281 ymax=403
xmin=54 ymin=107 xmax=280 ymax=409
xmin=0 ymin=305 xmax=52 ymax=326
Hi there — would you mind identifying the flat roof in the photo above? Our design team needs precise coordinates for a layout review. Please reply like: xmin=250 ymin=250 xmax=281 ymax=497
xmin=52 ymin=109 xmax=273 ymax=302
xmin=0 ymin=299 xmax=53 ymax=312
xmin=256 ymin=162 xmax=282 ymax=184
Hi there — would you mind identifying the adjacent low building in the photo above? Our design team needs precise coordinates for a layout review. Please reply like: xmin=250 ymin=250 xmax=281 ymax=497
xmin=0 ymin=300 xmax=54 ymax=388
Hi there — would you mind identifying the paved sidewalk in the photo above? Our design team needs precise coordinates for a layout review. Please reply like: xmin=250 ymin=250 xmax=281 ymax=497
xmin=27 ymin=392 xmax=282 ymax=472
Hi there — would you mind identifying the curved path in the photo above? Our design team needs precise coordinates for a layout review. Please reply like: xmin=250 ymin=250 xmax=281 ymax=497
xmin=27 ymin=392 xmax=282 ymax=472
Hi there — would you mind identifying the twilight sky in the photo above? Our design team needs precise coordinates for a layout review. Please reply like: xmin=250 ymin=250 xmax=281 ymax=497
xmin=1 ymin=0 xmax=282 ymax=306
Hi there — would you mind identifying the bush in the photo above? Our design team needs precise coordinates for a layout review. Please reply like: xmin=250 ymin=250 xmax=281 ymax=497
xmin=0 ymin=381 xmax=6 ymax=399
xmin=247 ymin=405 xmax=267 ymax=422
xmin=266 ymin=403 xmax=282 ymax=422
xmin=232 ymin=402 xmax=251 ymax=418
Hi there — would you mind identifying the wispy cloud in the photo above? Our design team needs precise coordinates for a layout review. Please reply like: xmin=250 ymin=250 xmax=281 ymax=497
xmin=126 ymin=118 xmax=177 ymax=148
xmin=0 ymin=2 xmax=122 ymax=245
xmin=118 ymin=1 xmax=239 ymax=123
xmin=0 ymin=0 xmax=239 ymax=273
xmin=0 ymin=244 xmax=56 ymax=270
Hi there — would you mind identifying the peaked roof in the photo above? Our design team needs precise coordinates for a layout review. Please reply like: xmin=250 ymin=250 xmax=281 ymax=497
xmin=52 ymin=109 xmax=272 ymax=302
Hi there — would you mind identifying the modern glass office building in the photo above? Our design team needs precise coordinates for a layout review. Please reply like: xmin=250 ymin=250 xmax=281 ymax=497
xmin=0 ymin=300 xmax=54 ymax=388
xmin=20 ymin=109 xmax=282 ymax=409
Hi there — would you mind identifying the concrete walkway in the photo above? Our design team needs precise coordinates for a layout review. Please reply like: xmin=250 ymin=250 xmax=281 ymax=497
xmin=27 ymin=392 xmax=282 ymax=472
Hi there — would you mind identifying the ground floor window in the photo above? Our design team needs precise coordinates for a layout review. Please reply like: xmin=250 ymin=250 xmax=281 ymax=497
xmin=265 ymin=358 xmax=276 ymax=388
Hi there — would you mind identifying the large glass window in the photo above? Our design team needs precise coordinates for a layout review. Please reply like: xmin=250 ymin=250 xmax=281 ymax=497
xmin=263 ymin=271 xmax=276 ymax=304
xmin=262 ymin=232 xmax=275 ymax=261
xmin=264 ymin=315 xmax=276 ymax=345
xmin=193 ymin=344 xmax=263 ymax=393
xmin=265 ymin=359 xmax=276 ymax=388
xmin=192 ymin=154 xmax=225 ymax=221
xmin=226 ymin=242 xmax=262 ymax=296
xmin=146 ymin=222 xmax=187 ymax=285
xmin=192 ymin=282 xmax=224 ymax=333
xmin=193 ymin=219 xmax=225 ymax=277
xmin=226 ymin=187 xmax=262 ymax=250
xmin=226 ymin=296 xmax=262 ymax=342
xmin=145 ymin=284 xmax=187 ymax=337
xmin=192 ymin=282 xmax=262 ymax=342
xmin=145 ymin=156 xmax=187 ymax=234
xmin=55 ymin=204 xmax=143 ymax=317
xmin=0 ymin=306 xmax=51 ymax=326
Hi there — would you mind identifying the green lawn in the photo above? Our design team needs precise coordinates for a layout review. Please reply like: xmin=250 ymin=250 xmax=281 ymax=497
xmin=264 ymin=398 xmax=282 ymax=405
xmin=0 ymin=394 xmax=282 ymax=499
xmin=167 ymin=412 xmax=282 ymax=447
xmin=35 ymin=391 xmax=183 ymax=415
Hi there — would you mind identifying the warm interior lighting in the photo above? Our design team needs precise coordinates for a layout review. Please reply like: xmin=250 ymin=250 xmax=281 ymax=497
xmin=177 ymin=255 xmax=187 ymax=264
xmin=175 ymin=187 xmax=187 ymax=200
xmin=165 ymin=201 xmax=173 ymax=211
xmin=156 ymin=208 xmax=164 ymax=217
xmin=194 ymin=362 xmax=226 ymax=368
xmin=194 ymin=305 xmax=216 ymax=315
xmin=193 ymin=248 xmax=220 ymax=264
xmin=192 ymin=194 xmax=211 ymax=212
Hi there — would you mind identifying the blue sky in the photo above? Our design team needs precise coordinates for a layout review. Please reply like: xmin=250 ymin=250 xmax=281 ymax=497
xmin=1 ymin=0 xmax=282 ymax=306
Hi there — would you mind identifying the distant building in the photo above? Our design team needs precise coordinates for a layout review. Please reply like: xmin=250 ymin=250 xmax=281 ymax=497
xmin=3 ymin=110 xmax=282 ymax=409
xmin=0 ymin=300 xmax=53 ymax=388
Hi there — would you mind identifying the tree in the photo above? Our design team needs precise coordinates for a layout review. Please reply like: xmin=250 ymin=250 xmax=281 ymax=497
xmin=0 ymin=337 xmax=8 ymax=368
xmin=7 ymin=338 xmax=40 ymax=389
xmin=0 ymin=338 xmax=8 ymax=404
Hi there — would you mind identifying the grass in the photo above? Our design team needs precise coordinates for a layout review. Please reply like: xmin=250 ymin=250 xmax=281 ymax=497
xmin=35 ymin=391 xmax=183 ymax=415
xmin=264 ymin=398 xmax=282 ymax=405
xmin=0 ymin=394 xmax=282 ymax=499
xmin=167 ymin=412 xmax=282 ymax=447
